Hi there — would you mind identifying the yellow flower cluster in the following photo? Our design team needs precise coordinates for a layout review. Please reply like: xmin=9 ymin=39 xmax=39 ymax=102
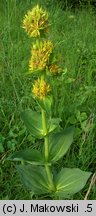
xmin=29 ymin=40 xmax=53 ymax=71
xmin=22 ymin=5 xmax=48 ymax=37
xmin=49 ymin=64 xmax=62 ymax=75
xmin=32 ymin=78 xmax=51 ymax=99
xmin=22 ymin=4 xmax=63 ymax=100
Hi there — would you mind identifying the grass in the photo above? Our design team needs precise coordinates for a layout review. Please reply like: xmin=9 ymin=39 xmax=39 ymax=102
xmin=0 ymin=0 xmax=96 ymax=199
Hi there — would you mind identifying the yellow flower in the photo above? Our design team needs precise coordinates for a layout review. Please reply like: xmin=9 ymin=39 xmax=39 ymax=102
xmin=29 ymin=40 xmax=53 ymax=72
xmin=49 ymin=64 xmax=62 ymax=75
xmin=22 ymin=5 xmax=48 ymax=37
xmin=32 ymin=79 xmax=51 ymax=99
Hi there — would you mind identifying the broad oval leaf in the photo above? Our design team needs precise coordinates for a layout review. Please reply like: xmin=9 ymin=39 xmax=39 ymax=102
xmin=55 ymin=168 xmax=92 ymax=198
xmin=16 ymin=165 xmax=52 ymax=194
xmin=49 ymin=127 xmax=74 ymax=163
xmin=8 ymin=149 xmax=49 ymax=165
xmin=21 ymin=109 xmax=43 ymax=138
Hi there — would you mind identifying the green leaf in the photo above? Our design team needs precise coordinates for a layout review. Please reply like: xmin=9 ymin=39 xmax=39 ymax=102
xmin=48 ymin=118 xmax=61 ymax=133
xmin=55 ymin=168 xmax=92 ymax=198
xmin=16 ymin=165 xmax=51 ymax=194
xmin=49 ymin=127 xmax=74 ymax=163
xmin=36 ymin=96 xmax=53 ymax=115
xmin=8 ymin=149 xmax=49 ymax=165
xmin=21 ymin=109 xmax=43 ymax=138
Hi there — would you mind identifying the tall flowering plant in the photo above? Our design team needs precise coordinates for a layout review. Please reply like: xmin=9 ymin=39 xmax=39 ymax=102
xmin=9 ymin=5 xmax=91 ymax=199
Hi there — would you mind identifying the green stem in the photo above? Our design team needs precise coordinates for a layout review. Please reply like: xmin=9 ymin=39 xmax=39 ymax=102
xmin=41 ymin=108 xmax=55 ymax=192
xmin=21 ymin=160 xmax=24 ymax=165
xmin=42 ymin=109 xmax=49 ymax=161
xmin=45 ymin=165 xmax=56 ymax=191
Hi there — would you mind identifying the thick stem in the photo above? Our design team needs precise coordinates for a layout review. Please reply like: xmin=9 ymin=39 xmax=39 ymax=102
xmin=21 ymin=160 xmax=24 ymax=165
xmin=42 ymin=109 xmax=49 ymax=161
xmin=45 ymin=165 xmax=56 ymax=192
xmin=41 ymin=108 xmax=55 ymax=192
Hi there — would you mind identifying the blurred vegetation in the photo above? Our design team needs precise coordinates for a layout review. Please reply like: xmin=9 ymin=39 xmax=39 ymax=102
xmin=54 ymin=0 xmax=96 ymax=9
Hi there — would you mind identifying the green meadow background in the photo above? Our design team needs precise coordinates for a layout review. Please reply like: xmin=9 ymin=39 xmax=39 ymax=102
xmin=0 ymin=0 xmax=96 ymax=199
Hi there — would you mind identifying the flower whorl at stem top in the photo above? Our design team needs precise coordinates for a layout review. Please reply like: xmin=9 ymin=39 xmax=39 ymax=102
xmin=22 ymin=5 xmax=48 ymax=37
xmin=29 ymin=40 xmax=53 ymax=72
xmin=32 ymin=79 xmax=51 ymax=99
